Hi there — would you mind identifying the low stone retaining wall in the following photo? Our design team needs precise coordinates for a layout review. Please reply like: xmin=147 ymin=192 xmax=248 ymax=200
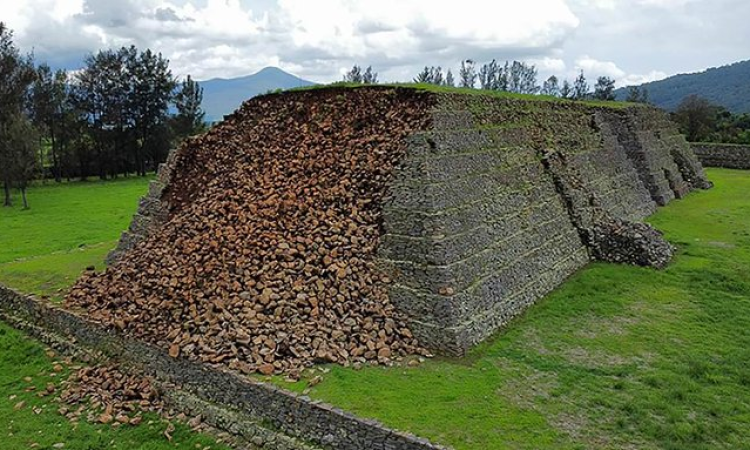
xmin=691 ymin=143 xmax=750 ymax=169
xmin=0 ymin=285 xmax=449 ymax=450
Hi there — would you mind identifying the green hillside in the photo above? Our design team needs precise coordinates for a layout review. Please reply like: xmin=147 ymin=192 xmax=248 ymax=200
xmin=617 ymin=60 xmax=750 ymax=113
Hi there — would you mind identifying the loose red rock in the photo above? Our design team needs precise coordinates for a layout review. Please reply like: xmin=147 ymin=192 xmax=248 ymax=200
xmin=65 ymin=88 xmax=435 ymax=375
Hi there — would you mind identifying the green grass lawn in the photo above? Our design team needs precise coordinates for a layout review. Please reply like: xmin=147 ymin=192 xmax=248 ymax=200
xmin=0 ymin=177 xmax=151 ymax=297
xmin=287 ymin=82 xmax=635 ymax=109
xmin=1 ymin=177 xmax=231 ymax=450
xmin=275 ymin=168 xmax=750 ymax=450
xmin=0 ymin=321 xmax=230 ymax=450
xmin=2 ymin=170 xmax=750 ymax=449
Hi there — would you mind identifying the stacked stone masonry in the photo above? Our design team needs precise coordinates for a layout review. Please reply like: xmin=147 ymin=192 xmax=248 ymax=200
xmin=105 ymin=88 xmax=711 ymax=357
xmin=105 ymin=147 xmax=178 ymax=265
xmin=1 ymin=88 xmax=714 ymax=450
xmin=691 ymin=143 xmax=750 ymax=169
xmin=381 ymin=95 xmax=711 ymax=355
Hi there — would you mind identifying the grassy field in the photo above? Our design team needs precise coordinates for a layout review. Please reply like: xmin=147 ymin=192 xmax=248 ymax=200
xmin=286 ymin=82 xmax=635 ymax=108
xmin=0 ymin=321 xmax=230 ymax=450
xmin=0 ymin=177 xmax=151 ymax=298
xmin=2 ymin=170 xmax=750 ymax=449
xmin=275 ymin=168 xmax=750 ymax=450
xmin=0 ymin=177 xmax=232 ymax=450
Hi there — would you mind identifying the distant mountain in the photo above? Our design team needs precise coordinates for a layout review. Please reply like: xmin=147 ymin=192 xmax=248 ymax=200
xmin=616 ymin=60 xmax=750 ymax=114
xmin=200 ymin=67 xmax=315 ymax=122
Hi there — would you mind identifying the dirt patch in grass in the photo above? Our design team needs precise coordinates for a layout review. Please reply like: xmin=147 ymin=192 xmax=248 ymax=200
xmin=494 ymin=360 xmax=560 ymax=409
xmin=573 ymin=313 xmax=640 ymax=339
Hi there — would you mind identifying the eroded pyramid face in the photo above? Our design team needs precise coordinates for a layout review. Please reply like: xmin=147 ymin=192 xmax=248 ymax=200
xmin=67 ymin=86 xmax=710 ymax=374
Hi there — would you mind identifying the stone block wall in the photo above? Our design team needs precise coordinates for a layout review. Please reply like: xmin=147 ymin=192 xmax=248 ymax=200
xmin=105 ymin=148 xmax=178 ymax=265
xmin=379 ymin=96 xmax=711 ymax=355
xmin=380 ymin=109 xmax=590 ymax=354
xmin=105 ymin=88 xmax=711 ymax=356
xmin=0 ymin=285 xmax=448 ymax=450
xmin=691 ymin=143 xmax=750 ymax=169
xmin=603 ymin=107 xmax=711 ymax=205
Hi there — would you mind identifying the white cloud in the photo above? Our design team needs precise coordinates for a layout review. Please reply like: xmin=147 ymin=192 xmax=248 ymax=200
xmin=574 ymin=0 xmax=692 ymax=8
xmin=527 ymin=57 xmax=567 ymax=80
xmin=635 ymin=0 xmax=693 ymax=7
xmin=1 ymin=0 xmax=581 ymax=82
xmin=573 ymin=56 xmax=667 ymax=87
xmin=51 ymin=0 xmax=84 ymax=20
xmin=0 ymin=0 xmax=747 ymax=88
xmin=575 ymin=55 xmax=626 ymax=78
xmin=620 ymin=70 xmax=668 ymax=86
xmin=573 ymin=0 xmax=618 ymax=9
xmin=1 ymin=2 xmax=29 ymax=31
xmin=279 ymin=0 xmax=579 ymax=53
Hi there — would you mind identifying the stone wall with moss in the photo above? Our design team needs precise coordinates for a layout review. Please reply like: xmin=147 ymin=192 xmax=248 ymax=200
xmin=105 ymin=148 xmax=178 ymax=265
xmin=691 ymin=143 xmax=750 ymax=169
xmin=0 ymin=285 xmax=448 ymax=450
xmin=380 ymin=95 xmax=711 ymax=355
xmin=104 ymin=87 xmax=711 ymax=357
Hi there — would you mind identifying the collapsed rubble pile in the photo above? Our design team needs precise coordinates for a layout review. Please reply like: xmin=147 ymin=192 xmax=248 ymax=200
xmin=58 ymin=365 xmax=163 ymax=426
xmin=66 ymin=88 xmax=434 ymax=375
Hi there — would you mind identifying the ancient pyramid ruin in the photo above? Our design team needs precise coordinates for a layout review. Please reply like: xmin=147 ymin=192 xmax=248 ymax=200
xmin=66 ymin=86 xmax=712 ymax=373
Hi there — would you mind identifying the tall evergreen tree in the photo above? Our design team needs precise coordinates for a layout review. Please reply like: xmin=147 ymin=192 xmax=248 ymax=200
xmin=541 ymin=75 xmax=560 ymax=97
xmin=593 ymin=76 xmax=616 ymax=101
xmin=413 ymin=66 xmax=445 ymax=85
xmin=0 ymin=22 xmax=36 ymax=206
xmin=459 ymin=60 xmax=477 ymax=88
xmin=560 ymin=80 xmax=573 ymax=99
xmin=573 ymin=71 xmax=589 ymax=100
xmin=172 ymin=75 xmax=206 ymax=143
xmin=445 ymin=69 xmax=455 ymax=87
xmin=73 ymin=46 xmax=175 ymax=177
xmin=343 ymin=65 xmax=363 ymax=83
xmin=362 ymin=66 xmax=378 ymax=84
xmin=518 ymin=62 xmax=539 ymax=94
xmin=30 ymin=64 xmax=68 ymax=182
xmin=479 ymin=60 xmax=500 ymax=90
xmin=343 ymin=65 xmax=377 ymax=83
xmin=414 ymin=66 xmax=431 ymax=83
xmin=126 ymin=47 xmax=175 ymax=175
xmin=72 ymin=49 xmax=122 ymax=179
xmin=2 ymin=113 xmax=38 ymax=208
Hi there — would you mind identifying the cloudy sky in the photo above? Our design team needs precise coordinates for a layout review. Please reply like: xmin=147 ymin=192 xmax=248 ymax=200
xmin=1 ymin=0 xmax=747 ymax=85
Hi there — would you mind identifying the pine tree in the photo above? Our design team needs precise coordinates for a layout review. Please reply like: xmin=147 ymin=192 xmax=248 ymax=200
xmin=0 ymin=22 xmax=36 ymax=206
xmin=541 ymin=75 xmax=560 ymax=97
xmin=362 ymin=66 xmax=378 ymax=84
xmin=172 ymin=75 xmax=206 ymax=144
xmin=445 ymin=69 xmax=455 ymax=87
xmin=31 ymin=64 xmax=69 ymax=182
xmin=344 ymin=65 xmax=377 ymax=84
xmin=343 ymin=65 xmax=362 ymax=83
xmin=560 ymin=80 xmax=573 ymax=99
xmin=593 ymin=76 xmax=616 ymax=101
xmin=573 ymin=71 xmax=589 ymax=100
xmin=459 ymin=60 xmax=477 ymax=88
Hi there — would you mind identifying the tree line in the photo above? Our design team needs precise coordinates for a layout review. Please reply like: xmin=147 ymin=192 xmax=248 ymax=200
xmin=346 ymin=61 xmax=750 ymax=146
xmin=0 ymin=22 xmax=206 ymax=208
xmin=672 ymin=94 xmax=750 ymax=144
xmin=344 ymin=60 xmax=652 ymax=103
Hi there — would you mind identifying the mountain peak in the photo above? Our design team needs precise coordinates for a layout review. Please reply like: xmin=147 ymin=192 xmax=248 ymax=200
xmin=200 ymin=67 xmax=315 ymax=122
xmin=255 ymin=66 xmax=286 ymax=75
